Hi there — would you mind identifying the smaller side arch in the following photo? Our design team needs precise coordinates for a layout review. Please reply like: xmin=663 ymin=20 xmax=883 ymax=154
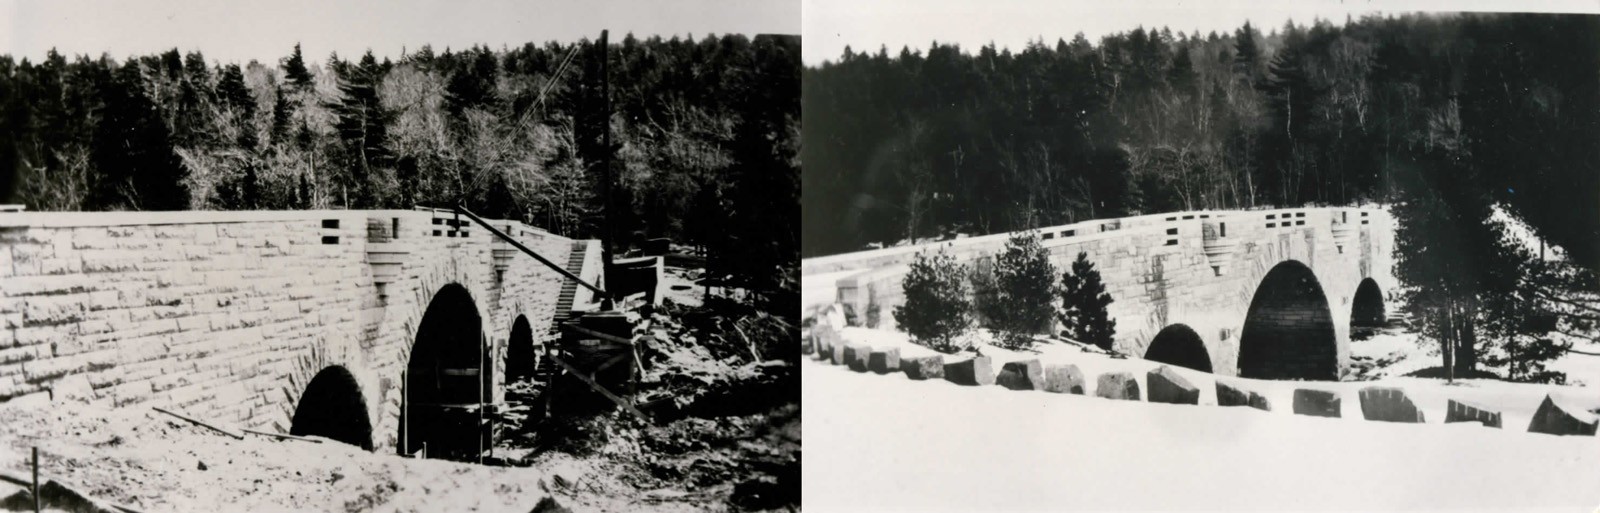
xmin=291 ymin=366 xmax=374 ymax=450
xmin=506 ymin=315 xmax=537 ymax=379
xmin=1351 ymin=278 xmax=1385 ymax=328
xmin=1144 ymin=324 xmax=1213 ymax=373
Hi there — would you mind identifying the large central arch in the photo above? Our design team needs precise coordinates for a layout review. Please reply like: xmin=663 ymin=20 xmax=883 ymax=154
xmin=399 ymin=283 xmax=490 ymax=461
xmin=1237 ymin=261 xmax=1339 ymax=380
xmin=1144 ymin=324 xmax=1212 ymax=373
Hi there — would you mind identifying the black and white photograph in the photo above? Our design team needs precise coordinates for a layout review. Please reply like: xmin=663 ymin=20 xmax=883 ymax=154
xmin=0 ymin=1 xmax=799 ymax=511
xmin=801 ymin=0 xmax=1600 ymax=511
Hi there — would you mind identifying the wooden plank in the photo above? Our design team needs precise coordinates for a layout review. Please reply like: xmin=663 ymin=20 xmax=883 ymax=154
xmin=550 ymin=355 xmax=650 ymax=422
xmin=151 ymin=407 xmax=245 ymax=440
xmin=240 ymin=428 xmax=323 ymax=444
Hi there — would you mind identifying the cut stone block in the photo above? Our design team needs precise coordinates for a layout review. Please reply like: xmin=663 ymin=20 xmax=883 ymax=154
xmin=1445 ymin=399 xmax=1501 ymax=428
xmin=1043 ymin=364 xmax=1085 ymax=394
xmin=996 ymin=359 xmax=1044 ymax=391
xmin=1095 ymin=372 xmax=1140 ymax=401
xmin=1359 ymin=386 xmax=1425 ymax=423
xmin=942 ymin=356 xmax=994 ymax=386
xmin=844 ymin=344 xmax=871 ymax=372
xmin=901 ymin=355 xmax=945 ymax=380
xmin=1292 ymin=389 xmax=1341 ymax=418
xmin=868 ymin=348 xmax=901 ymax=375
xmin=1146 ymin=366 xmax=1199 ymax=405
xmin=829 ymin=338 xmax=848 ymax=366
xmin=1527 ymin=394 xmax=1598 ymax=436
xmin=1248 ymin=392 xmax=1272 ymax=412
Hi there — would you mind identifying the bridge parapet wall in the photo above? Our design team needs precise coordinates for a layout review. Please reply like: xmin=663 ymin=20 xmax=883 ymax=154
xmin=810 ymin=207 xmax=1396 ymax=378
xmin=0 ymin=210 xmax=581 ymax=451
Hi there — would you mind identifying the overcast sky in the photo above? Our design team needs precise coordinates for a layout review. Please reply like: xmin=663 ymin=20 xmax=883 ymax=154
xmin=1 ymin=0 xmax=798 ymax=66
xmin=802 ymin=0 xmax=1600 ymax=65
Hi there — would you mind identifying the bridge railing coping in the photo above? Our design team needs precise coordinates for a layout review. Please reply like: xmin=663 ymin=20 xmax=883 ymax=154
xmin=803 ymin=206 xmax=1389 ymax=276
xmin=0 ymin=209 xmax=566 ymax=242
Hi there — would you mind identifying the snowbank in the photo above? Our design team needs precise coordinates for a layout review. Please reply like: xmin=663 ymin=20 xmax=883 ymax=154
xmin=803 ymin=345 xmax=1600 ymax=511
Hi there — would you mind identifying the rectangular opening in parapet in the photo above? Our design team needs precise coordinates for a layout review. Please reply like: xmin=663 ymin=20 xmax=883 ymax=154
xmin=1164 ymin=239 xmax=1178 ymax=246
xmin=1042 ymin=232 xmax=1055 ymax=240
xmin=433 ymin=230 xmax=442 ymax=236
xmin=322 ymin=219 xmax=339 ymax=229
xmin=1362 ymin=220 xmax=1369 ymax=225
xmin=1266 ymin=214 xmax=1276 ymax=220
xmin=1166 ymin=217 xmax=1176 ymax=221
xmin=1182 ymin=215 xmax=1194 ymax=220
xmin=1361 ymin=212 xmax=1369 ymax=217
xmin=1062 ymin=229 xmax=1075 ymax=237
xmin=392 ymin=218 xmax=401 ymax=239
xmin=1296 ymin=220 xmax=1306 ymax=226
xmin=1296 ymin=212 xmax=1306 ymax=218
xmin=1166 ymin=228 xmax=1178 ymax=235
xmin=321 ymin=236 xmax=339 ymax=245
xmin=1266 ymin=222 xmax=1276 ymax=228
xmin=432 ymin=218 xmax=443 ymax=225
xmin=1221 ymin=223 xmax=1227 ymax=237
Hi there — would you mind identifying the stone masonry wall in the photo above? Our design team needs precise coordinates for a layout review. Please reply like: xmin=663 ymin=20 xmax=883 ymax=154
xmin=0 ymin=210 xmax=588 ymax=452
xmin=809 ymin=207 xmax=1397 ymax=378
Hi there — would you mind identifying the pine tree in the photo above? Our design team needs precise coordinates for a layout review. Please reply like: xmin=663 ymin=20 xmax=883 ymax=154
xmin=896 ymin=248 xmax=973 ymax=353
xmin=1059 ymin=252 xmax=1117 ymax=350
xmin=986 ymin=231 xmax=1057 ymax=350
xmin=281 ymin=43 xmax=313 ymax=90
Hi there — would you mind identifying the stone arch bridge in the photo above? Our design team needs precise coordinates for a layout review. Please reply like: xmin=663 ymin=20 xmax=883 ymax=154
xmin=0 ymin=209 xmax=603 ymax=457
xmin=803 ymin=207 xmax=1398 ymax=380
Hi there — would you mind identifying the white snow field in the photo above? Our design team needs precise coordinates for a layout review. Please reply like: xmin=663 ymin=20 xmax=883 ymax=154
xmin=803 ymin=327 xmax=1600 ymax=512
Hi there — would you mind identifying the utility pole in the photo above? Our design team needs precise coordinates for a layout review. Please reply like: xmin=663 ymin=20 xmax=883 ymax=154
xmin=598 ymin=29 xmax=616 ymax=311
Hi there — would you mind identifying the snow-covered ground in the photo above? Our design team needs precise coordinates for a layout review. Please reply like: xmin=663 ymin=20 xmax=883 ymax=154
xmin=803 ymin=327 xmax=1600 ymax=511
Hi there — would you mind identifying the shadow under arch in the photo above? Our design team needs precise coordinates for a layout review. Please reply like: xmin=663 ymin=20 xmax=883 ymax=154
xmin=290 ymin=365 xmax=373 ymax=450
xmin=506 ymin=314 xmax=537 ymax=379
xmin=1237 ymin=260 xmax=1338 ymax=380
xmin=1144 ymin=324 xmax=1212 ymax=373
xmin=398 ymin=283 xmax=490 ymax=461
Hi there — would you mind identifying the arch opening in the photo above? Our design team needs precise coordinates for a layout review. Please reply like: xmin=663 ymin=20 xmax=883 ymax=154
xmin=1238 ymin=261 xmax=1338 ymax=381
xmin=1350 ymin=278 xmax=1385 ymax=340
xmin=1144 ymin=324 xmax=1212 ymax=373
xmin=506 ymin=315 xmax=537 ymax=380
xmin=399 ymin=283 xmax=490 ymax=461
xmin=290 ymin=366 xmax=373 ymax=450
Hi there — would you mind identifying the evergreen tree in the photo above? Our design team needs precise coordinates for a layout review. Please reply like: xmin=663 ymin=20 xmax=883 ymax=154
xmin=1059 ymin=252 xmax=1117 ymax=350
xmin=985 ymin=231 xmax=1057 ymax=350
xmin=896 ymin=248 xmax=973 ymax=353
xmin=281 ymin=43 xmax=313 ymax=90
xmin=91 ymin=61 xmax=187 ymax=210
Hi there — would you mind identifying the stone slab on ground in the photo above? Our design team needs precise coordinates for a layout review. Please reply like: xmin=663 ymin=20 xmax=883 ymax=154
xmin=1527 ymin=395 xmax=1598 ymax=436
xmin=829 ymin=339 xmax=849 ymax=366
xmin=996 ymin=359 xmax=1044 ymax=391
xmin=1445 ymin=399 xmax=1502 ymax=428
xmin=1042 ymin=364 xmax=1085 ymax=394
xmin=1146 ymin=366 xmax=1198 ymax=405
xmin=1359 ymin=386 xmax=1424 ymax=423
xmin=1095 ymin=372 xmax=1140 ymax=401
xmin=942 ymin=356 xmax=994 ymax=386
xmin=901 ymin=355 xmax=945 ymax=381
xmin=868 ymin=349 xmax=901 ymax=375
xmin=1293 ymin=389 xmax=1341 ymax=418
xmin=844 ymin=344 xmax=872 ymax=372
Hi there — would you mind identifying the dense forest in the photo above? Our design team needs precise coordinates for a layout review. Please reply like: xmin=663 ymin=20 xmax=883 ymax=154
xmin=801 ymin=13 xmax=1599 ymax=266
xmin=0 ymin=33 xmax=801 ymax=296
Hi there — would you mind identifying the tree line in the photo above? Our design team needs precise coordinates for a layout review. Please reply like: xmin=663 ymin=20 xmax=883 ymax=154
xmin=801 ymin=13 xmax=1598 ymax=266
xmin=812 ymin=12 xmax=1600 ymax=383
xmin=1 ymin=34 xmax=800 ymax=302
